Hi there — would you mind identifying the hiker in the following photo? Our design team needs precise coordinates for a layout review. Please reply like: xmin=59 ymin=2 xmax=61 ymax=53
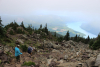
xmin=15 ymin=45 xmax=22 ymax=63
xmin=28 ymin=46 xmax=33 ymax=55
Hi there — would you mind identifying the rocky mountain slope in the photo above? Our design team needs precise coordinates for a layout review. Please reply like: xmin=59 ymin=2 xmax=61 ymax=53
xmin=0 ymin=28 xmax=100 ymax=67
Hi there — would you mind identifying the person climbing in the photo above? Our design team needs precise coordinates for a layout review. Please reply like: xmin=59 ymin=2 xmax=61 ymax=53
xmin=15 ymin=45 xmax=22 ymax=63
xmin=28 ymin=46 xmax=33 ymax=55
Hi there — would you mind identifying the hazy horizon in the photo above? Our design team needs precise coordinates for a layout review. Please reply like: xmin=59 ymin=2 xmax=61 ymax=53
xmin=0 ymin=0 xmax=100 ymax=38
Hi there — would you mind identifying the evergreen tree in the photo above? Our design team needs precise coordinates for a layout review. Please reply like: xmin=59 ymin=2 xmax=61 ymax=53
xmin=0 ymin=17 xmax=3 ymax=36
xmin=44 ymin=23 xmax=48 ymax=35
xmin=91 ymin=33 xmax=100 ymax=50
xmin=54 ymin=32 xmax=56 ymax=37
xmin=38 ymin=24 xmax=42 ymax=34
xmin=89 ymin=39 xmax=94 ymax=48
xmin=64 ymin=30 xmax=70 ymax=41
xmin=84 ymin=35 xmax=90 ymax=44
xmin=57 ymin=36 xmax=63 ymax=42
xmin=32 ymin=26 xmax=34 ymax=31
xmin=81 ymin=37 xmax=85 ymax=43
xmin=20 ymin=21 xmax=25 ymax=29
xmin=0 ymin=17 xmax=3 ymax=27
xmin=5 ymin=22 xmax=13 ymax=30
xmin=26 ymin=24 xmax=33 ymax=34
xmin=13 ymin=20 xmax=19 ymax=31
xmin=34 ymin=28 xmax=37 ymax=34
xmin=74 ymin=34 xmax=78 ymax=42
xmin=70 ymin=37 xmax=74 ymax=40
xmin=87 ymin=35 xmax=90 ymax=40
xmin=77 ymin=35 xmax=80 ymax=42
xmin=0 ymin=17 xmax=6 ymax=38
xmin=39 ymin=24 xmax=42 ymax=30
xmin=97 ymin=33 xmax=100 ymax=40
xmin=87 ymin=35 xmax=90 ymax=43
xmin=92 ymin=40 xmax=100 ymax=50
xmin=16 ymin=28 xmax=25 ymax=34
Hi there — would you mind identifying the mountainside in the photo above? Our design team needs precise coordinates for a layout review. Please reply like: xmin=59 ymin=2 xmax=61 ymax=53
xmin=0 ymin=28 xmax=99 ymax=67
xmin=50 ymin=32 xmax=64 ymax=37
xmin=48 ymin=26 xmax=85 ymax=37
xmin=0 ymin=19 xmax=100 ymax=67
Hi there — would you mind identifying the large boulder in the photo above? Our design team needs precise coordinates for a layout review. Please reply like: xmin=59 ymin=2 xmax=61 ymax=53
xmin=49 ymin=61 xmax=59 ymax=67
xmin=43 ymin=40 xmax=53 ymax=48
xmin=47 ymin=58 xmax=53 ymax=66
xmin=85 ymin=57 xmax=96 ymax=67
xmin=64 ymin=55 xmax=68 ymax=60
xmin=20 ymin=34 xmax=28 ymax=40
xmin=43 ymin=40 xmax=61 ymax=49
xmin=16 ymin=39 xmax=24 ymax=44
xmin=0 ymin=45 xmax=4 ymax=51
xmin=66 ymin=40 xmax=76 ymax=46
xmin=4 ymin=46 xmax=10 ymax=54
xmin=32 ymin=34 xmax=40 ymax=39
xmin=95 ymin=54 xmax=100 ymax=66
xmin=52 ymin=44 xmax=61 ymax=49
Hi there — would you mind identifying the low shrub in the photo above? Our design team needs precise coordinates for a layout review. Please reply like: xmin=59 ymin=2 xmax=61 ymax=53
xmin=0 ymin=60 xmax=1 ymax=64
xmin=6 ymin=51 xmax=12 ymax=56
xmin=9 ymin=43 xmax=15 ymax=47
xmin=92 ymin=40 xmax=100 ymax=50
xmin=16 ymin=28 xmax=25 ymax=34
xmin=20 ymin=45 xmax=28 ymax=52
xmin=9 ymin=30 xmax=14 ymax=35
xmin=22 ymin=61 xmax=35 ymax=66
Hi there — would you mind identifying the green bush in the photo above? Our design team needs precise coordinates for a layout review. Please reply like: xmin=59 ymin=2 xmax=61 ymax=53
xmin=22 ymin=61 xmax=35 ymax=66
xmin=89 ymin=40 xmax=94 ymax=48
xmin=20 ymin=45 xmax=28 ymax=52
xmin=4 ymin=38 xmax=12 ymax=43
xmin=92 ymin=40 xmax=100 ymax=50
xmin=0 ymin=60 xmax=1 ymax=64
xmin=9 ymin=30 xmax=14 ymax=35
xmin=9 ymin=43 xmax=15 ymax=47
xmin=57 ymin=37 xmax=63 ymax=42
xmin=6 ymin=51 xmax=12 ymax=56
xmin=2 ymin=41 xmax=7 ymax=46
xmin=16 ymin=28 xmax=25 ymax=34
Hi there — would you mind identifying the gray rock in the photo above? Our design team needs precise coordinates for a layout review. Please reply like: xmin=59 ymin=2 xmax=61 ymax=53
xmin=86 ymin=57 xmax=96 ymax=67
xmin=43 ymin=40 xmax=53 ymax=48
xmin=20 ymin=34 xmax=28 ymax=40
xmin=95 ymin=54 xmax=100 ymax=66
xmin=0 ymin=46 xmax=4 ymax=51
xmin=64 ymin=55 xmax=68 ymax=60
xmin=16 ymin=39 xmax=24 ymax=44
xmin=76 ymin=63 xmax=82 ymax=67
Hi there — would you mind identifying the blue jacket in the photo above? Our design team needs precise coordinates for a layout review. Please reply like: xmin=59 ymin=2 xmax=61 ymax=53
xmin=15 ymin=47 xmax=22 ymax=57
xmin=28 ymin=46 xmax=33 ymax=53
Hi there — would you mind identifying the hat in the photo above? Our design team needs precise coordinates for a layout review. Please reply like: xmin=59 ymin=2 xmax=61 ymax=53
xmin=17 ymin=45 xmax=20 ymax=47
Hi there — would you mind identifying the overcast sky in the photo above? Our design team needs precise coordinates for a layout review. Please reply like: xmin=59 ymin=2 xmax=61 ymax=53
xmin=0 ymin=0 xmax=100 ymax=38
